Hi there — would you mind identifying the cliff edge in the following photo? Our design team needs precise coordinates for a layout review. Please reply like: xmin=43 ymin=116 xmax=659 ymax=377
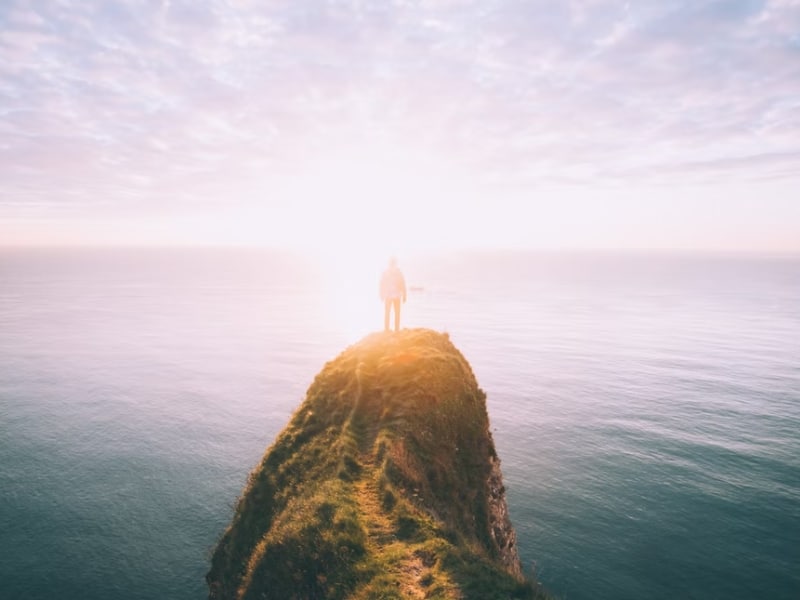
xmin=207 ymin=328 xmax=545 ymax=599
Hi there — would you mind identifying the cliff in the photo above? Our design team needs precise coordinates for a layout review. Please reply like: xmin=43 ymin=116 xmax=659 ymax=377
xmin=207 ymin=328 xmax=545 ymax=599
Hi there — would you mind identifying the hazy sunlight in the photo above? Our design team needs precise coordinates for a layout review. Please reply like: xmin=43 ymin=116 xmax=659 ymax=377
xmin=312 ymin=248 xmax=392 ymax=340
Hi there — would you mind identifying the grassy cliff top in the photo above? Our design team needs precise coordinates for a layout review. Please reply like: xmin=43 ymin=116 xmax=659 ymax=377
xmin=207 ymin=328 xmax=548 ymax=600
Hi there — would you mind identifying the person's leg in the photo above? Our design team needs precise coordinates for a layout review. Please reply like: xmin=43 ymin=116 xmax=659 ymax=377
xmin=384 ymin=299 xmax=391 ymax=331
xmin=396 ymin=300 xmax=401 ymax=330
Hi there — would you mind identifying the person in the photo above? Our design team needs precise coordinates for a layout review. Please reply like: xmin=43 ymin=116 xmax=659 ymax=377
xmin=379 ymin=257 xmax=407 ymax=332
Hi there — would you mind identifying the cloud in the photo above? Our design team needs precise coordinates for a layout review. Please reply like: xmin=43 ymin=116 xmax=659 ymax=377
xmin=0 ymin=0 xmax=798 ymax=247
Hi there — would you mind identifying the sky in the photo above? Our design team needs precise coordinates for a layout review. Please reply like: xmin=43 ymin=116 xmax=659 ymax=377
xmin=1 ymin=0 xmax=799 ymax=254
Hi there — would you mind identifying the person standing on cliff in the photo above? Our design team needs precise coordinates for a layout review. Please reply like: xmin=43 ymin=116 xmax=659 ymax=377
xmin=380 ymin=257 xmax=407 ymax=332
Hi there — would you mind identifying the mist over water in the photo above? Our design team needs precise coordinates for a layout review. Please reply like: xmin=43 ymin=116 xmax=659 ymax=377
xmin=1 ymin=248 xmax=798 ymax=600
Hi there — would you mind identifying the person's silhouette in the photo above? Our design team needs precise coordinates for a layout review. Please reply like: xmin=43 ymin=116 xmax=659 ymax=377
xmin=379 ymin=257 xmax=407 ymax=332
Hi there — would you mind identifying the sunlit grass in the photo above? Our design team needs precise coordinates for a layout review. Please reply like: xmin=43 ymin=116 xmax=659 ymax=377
xmin=208 ymin=328 xmax=553 ymax=599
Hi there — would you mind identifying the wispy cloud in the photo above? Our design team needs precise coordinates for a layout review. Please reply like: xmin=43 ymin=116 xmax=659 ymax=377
xmin=0 ymin=0 xmax=798 ymax=245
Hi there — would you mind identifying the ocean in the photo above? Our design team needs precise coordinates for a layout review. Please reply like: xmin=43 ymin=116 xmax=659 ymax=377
xmin=1 ymin=247 xmax=798 ymax=600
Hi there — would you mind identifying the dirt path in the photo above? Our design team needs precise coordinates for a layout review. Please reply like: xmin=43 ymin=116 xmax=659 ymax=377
xmin=353 ymin=459 xmax=428 ymax=599
xmin=349 ymin=361 xmax=459 ymax=600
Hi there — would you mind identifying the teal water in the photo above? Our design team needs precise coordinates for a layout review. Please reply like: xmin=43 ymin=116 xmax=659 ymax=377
xmin=1 ymin=248 xmax=798 ymax=599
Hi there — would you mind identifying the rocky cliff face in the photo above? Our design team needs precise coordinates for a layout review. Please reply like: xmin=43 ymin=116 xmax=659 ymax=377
xmin=207 ymin=328 xmax=542 ymax=600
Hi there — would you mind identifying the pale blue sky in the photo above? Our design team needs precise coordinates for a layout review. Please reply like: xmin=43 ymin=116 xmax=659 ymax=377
xmin=1 ymin=0 xmax=798 ymax=252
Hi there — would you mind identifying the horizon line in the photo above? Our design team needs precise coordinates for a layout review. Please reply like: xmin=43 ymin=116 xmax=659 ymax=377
xmin=1 ymin=242 xmax=798 ymax=259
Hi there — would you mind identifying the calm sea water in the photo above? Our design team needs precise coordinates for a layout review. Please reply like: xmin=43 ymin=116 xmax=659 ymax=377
xmin=1 ymin=248 xmax=798 ymax=600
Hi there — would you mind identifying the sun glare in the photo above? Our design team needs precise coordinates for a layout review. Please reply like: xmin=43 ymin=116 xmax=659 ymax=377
xmin=286 ymin=139 xmax=461 ymax=338
xmin=278 ymin=136 xmax=475 ymax=255
xmin=312 ymin=248 xmax=391 ymax=340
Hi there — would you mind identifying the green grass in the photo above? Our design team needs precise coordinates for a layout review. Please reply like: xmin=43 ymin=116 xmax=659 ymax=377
xmin=207 ymin=328 xmax=554 ymax=600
